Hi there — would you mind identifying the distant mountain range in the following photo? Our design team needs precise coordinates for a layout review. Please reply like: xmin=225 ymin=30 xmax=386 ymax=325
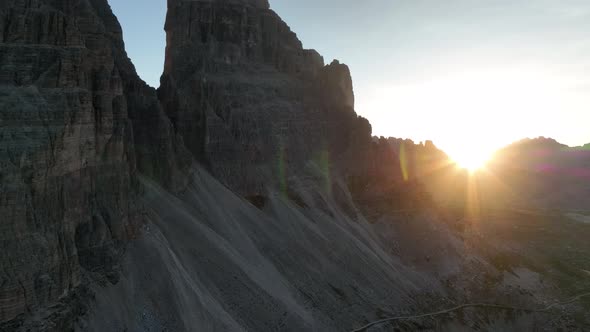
xmin=489 ymin=137 xmax=590 ymax=210
xmin=382 ymin=136 xmax=590 ymax=211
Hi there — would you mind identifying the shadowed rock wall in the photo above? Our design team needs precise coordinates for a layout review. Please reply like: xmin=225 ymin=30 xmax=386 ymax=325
xmin=159 ymin=0 xmax=369 ymax=195
xmin=0 ymin=0 xmax=187 ymax=324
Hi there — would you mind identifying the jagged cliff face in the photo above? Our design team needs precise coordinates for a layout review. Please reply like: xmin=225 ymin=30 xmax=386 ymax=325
xmin=0 ymin=0 xmax=395 ymax=326
xmin=0 ymin=0 xmax=438 ymax=328
xmin=159 ymin=0 xmax=365 ymax=194
xmin=0 ymin=0 xmax=186 ymax=325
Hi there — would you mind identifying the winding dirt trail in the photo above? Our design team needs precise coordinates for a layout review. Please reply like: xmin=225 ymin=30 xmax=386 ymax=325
xmin=351 ymin=292 xmax=590 ymax=332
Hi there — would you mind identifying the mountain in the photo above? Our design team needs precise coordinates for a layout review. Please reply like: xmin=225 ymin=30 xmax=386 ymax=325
xmin=387 ymin=136 xmax=590 ymax=211
xmin=0 ymin=0 xmax=189 ymax=327
xmin=158 ymin=0 xmax=365 ymax=193
xmin=1 ymin=0 xmax=588 ymax=331
xmin=486 ymin=138 xmax=590 ymax=210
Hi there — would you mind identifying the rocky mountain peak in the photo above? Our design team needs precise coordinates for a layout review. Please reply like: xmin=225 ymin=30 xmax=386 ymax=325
xmin=159 ymin=0 xmax=363 ymax=194
xmin=318 ymin=59 xmax=355 ymax=110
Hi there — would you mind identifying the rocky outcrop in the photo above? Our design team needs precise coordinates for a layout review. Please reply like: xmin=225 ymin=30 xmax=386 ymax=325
xmin=159 ymin=0 xmax=369 ymax=195
xmin=0 ymin=0 xmax=187 ymax=324
xmin=316 ymin=60 xmax=355 ymax=110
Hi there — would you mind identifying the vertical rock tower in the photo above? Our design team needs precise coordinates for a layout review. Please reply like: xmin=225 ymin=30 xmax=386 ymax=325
xmin=0 ymin=0 xmax=186 ymax=325
xmin=159 ymin=0 xmax=366 ymax=194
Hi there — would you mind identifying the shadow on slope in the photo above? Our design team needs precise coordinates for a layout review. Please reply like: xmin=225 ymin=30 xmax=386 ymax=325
xmin=79 ymin=166 xmax=440 ymax=331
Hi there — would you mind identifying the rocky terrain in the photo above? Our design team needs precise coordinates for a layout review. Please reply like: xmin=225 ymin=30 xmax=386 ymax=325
xmin=0 ymin=0 xmax=588 ymax=331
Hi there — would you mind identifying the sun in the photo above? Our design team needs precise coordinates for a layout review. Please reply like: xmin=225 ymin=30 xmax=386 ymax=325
xmin=447 ymin=147 xmax=493 ymax=172
xmin=452 ymin=153 xmax=489 ymax=172
xmin=364 ymin=67 xmax=564 ymax=174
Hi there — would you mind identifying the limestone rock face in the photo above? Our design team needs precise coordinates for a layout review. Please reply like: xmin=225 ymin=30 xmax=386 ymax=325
xmin=0 ymin=0 xmax=186 ymax=324
xmin=317 ymin=60 xmax=355 ymax=110
xmin=159 ymin=0 xmax=368 ymax=194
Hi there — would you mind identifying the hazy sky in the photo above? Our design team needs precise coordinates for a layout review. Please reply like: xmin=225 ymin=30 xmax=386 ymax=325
xmin=111 ymin=0 xmax=590 ymax=158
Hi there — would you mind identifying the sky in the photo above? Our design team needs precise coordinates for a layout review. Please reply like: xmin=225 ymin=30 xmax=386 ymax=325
xmin=111 ymin=0 xmax=590 ymax=162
